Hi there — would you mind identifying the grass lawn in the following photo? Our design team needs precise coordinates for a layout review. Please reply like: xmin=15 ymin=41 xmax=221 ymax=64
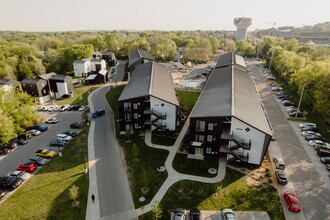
xmin=55 ymin=85 xmax=99 ymax=106
xmin=141 ymin=168 xmax=284 ymax=220
xmin=0 ymin=128 xmax=89 ymax=220
xmin=175 ymin=89 xmax=200 ymax=114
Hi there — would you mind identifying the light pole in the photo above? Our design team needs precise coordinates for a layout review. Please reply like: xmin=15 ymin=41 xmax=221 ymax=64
xmin=82 ymin=146 xmax=88 ymax=174
xmin=296 ymin=84 xmax=306 ymax=118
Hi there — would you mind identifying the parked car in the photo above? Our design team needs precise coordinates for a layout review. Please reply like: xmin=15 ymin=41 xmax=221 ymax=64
xmin=28 ymin=156 xmax=49 ymax=166
xmin=286 ymin=106 xmax=297 ymax=112
xmin=326 ymin=164 xmax=330 ymax=170
xmin=299 ymin=122 xmax=316 ymax=129
xmin=309 ymin=140 xmax=325 ymax=147
xmin=38 ymin=106 xmax=48 ymax=111
xmin=174 ymin=208 xmax=187 ymax=220
xmin=189 ymin=208 xmax=201 ymax=220
xmin=305 ymin=134 xmax=325 ymax=142
xmin=314 ymin=143 xmax=330 ymax=151
xmin=70 ymin=122 xmax=84 ymax=129
xmin=50 ymin=139 xmax=67 ymax=147
xmin=320 ymin=157 xmax=330 ymax=164
xmin=282 ymin=100 xmax=295 ymax=106
xmin=222 ymin=208 xmax=237 ymax=220
xmin=16 ymin=162 xmax=37 ymax=173
xmin=284 ymin=192 xmax=302 ymax=213
xmin=275 ymin=170 xmax=288 ymax=185
xmin=62 ymin=130 xmax=77 ymax=137
xmin=302 ymin=131 xmax=320 ymax=137
xmin=71 ymin=105 xmax=81 ymax=111
xmin=0 ymin=189 xmax=7 ymax=200
xmin=18 ymin=132 xmax=32 ymax=140
xmin=266 ymin=76 xmax=275 ymax=80
xmin=33 ymin=124 xmax=48 ymax=132
xmin=92 ymin=109 xmax=105 ymax=118
xmin=0 ymin=176 xmax=23 ymax=190
xmin=273 ymin=157 xmax=286 ymax=170
xmin=7 ymin=170 xmax=31 ymax=181
xmin=34 ymin=149 xmax=57 ymax=158
xmin=60 ymin=105 xmax=70 ymax=112
xmin=27 ymin=129 xmax=41 ymax=136
xmin=78 ymin=105 xmax=86 ymax=111
xmin=56 ymin=134 xmax=72 ymax=142
xmin=317 ymin=149 xmax=330 ymax=157
xmin=0 ymin=147 xmax=11 ymax=156
xmin=5 ymin=142 xmax=17 ymax=150
xmin=16 ymin=139 xmax=28 ymax=145
xmin=46 ymin=117 xmax=59 ymax=124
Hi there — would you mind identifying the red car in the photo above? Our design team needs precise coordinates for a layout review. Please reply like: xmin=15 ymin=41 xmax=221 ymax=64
xmin=16 ymin=162 xmax=37 ymax=173
xmin=284 ymin=192 xmax=302 ymax=213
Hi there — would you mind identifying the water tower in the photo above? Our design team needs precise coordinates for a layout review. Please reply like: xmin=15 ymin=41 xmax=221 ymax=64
xmin=234 ymin=17 xmax=252 ymax=41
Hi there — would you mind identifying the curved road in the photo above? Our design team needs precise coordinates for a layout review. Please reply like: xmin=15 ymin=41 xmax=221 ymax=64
xmin=87 ymin=62 xmax=135 ymax=219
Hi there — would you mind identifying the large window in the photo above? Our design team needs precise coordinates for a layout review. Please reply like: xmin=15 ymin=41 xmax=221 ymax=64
xmin=196 ymin=120 xmax=205 ymax=131
xmin=133 ymin=103 xmax=138 ymax=109
xmin=195 ymin=134 xmax=204 ymax=143
xmin=206 ymin=148 xmax=211 ymax=154
xmin=134 ymin=113 xmax=139 ymax=119
xmin=207 ymin=135 xmax=213 ymax=142
xmin=208 ymin=123 xmax=213 ymax=131
xmin=134 ymin=123 xmax=139 ymax=129
xmin=195 ymin=147 xmax=203 ymax=156
xmin=124 ymin=102 xmax=131 ymax=111
xmin=125 ymin=113 xmax=132 ymax=121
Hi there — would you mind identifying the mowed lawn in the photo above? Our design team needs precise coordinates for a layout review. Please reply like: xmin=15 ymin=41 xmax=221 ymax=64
xmin=0 ymin=122 xmax=89 ymax=220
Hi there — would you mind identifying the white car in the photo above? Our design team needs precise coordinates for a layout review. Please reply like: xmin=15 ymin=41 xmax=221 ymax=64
xmin=46 ymin=117 xmax=59 ymax=124
xmin=78 ymin=105 xmax=86 ymax=111
xmin=308 ymin=140 xmax=325 ymax=147
xmin=222 ymin=209 xmax=237 ymax=220
xmin=27 ymin=129 xmax=41 ymax=136
xmin=7 ymin=170 xmax=31 ymax=181
xmin=302 ymin=131 xmax=321 ymax=137
xmin=299 ymin=122 xmax=316 ymax=129
xmin=60 ymin=105 xmax=70 ymax=112
xmin=56 ymin=134 xmax=72 ymax=142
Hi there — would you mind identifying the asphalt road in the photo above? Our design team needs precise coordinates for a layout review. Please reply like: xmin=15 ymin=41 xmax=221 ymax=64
xmin=0 ymin=111 xmax=83 ymax=177
xmin=90 ymin=67 xmax=134 ymax=217
xmin=249 ymin=60 xmax=330 ymax=220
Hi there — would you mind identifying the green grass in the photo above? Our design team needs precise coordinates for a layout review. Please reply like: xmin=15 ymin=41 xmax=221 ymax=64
xmin=105 ymin=85 xmax=125 ymax=135
xmin=55 ymin=85 xmax=98 ymax=106
xmin=176 ymin=89 xmax=200 ymax=114
xmin=151 ymin=131 xmax=177 ymax=146
xmin=141 ymin=168 xmax=284 ymax=220
xmin=0 ymin=128 xmax=89 ymax=220
xmin=172 ymin=154 xmax=218 ymax=178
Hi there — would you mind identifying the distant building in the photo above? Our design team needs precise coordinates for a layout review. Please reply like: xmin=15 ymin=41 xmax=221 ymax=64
xmin=21 ymin=78 xmax=50 ymax=104
xmin=0 ymin=79 xmax=20 ymax=92
xmin=128 ymin=49 xmax=155 ymax=73
xmin=85 ymin=69 xmax=109 ymax=84
xmin=73 ymin=59 xmax=91 ymax=78
xmin=93 ymin=51 xmax=116 ymax=66
xmin=188 ymin=52 xmax=272 ymax=166
xmin=118 ymin=62 xmax=179 ymax=132
xmin=48 ymin=74 xmax=74 ymax=99
xmin=90 ymin=59 xmax=106 ymax=74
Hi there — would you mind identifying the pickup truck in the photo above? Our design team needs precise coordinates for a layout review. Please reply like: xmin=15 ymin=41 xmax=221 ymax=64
xmin=34 ymin=149 xmax=57 ymax=158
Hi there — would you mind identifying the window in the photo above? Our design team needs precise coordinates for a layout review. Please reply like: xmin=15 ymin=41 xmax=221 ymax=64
xmin=134 ymin=123 xmax=139 ymax=129
xmin=125 ymin=124 xmax=132 ymax=130
xmin=195 ymin=147 xmax=203 ymax=156
xmin=125 ymin=113 xmax=132 ymax=121
xmin=208 ymin=123 xmax=213 ymax=131
xmin=124 ymin=102 xmax=131 ymax=111
xmin=134 ymin=113 xmax=138 ymax=119
xmin=195 ymin=135 xmax=204 ymax=143
xmin=206 ymin=148 xmax=211 ymax=154
xmin=207 ymin=135 xmax=213 ymax=142
xmin=196 ymin=120 xmax=205 ymax=131
xmin=133 ymin=103 xmax=138 ymax=109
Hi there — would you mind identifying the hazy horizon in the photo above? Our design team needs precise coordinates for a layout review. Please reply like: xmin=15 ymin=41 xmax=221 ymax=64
xmin=0 ymin=0 xmax=329 ymax=32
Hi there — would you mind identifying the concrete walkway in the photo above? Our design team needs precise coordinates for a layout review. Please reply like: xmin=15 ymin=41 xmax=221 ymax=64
xmin=85 ymin=86 xmax=227 ymax=220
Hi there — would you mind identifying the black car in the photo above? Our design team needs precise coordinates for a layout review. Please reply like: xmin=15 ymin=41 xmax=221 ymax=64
xmin=0 ymin=147 xmax=11 ymax=156
xmin=0 ymin=176 xmax=23 ymax=190
xmin=275 ymin=170 xmax=288 ymax=185
xmin=190 ymin=208 xmax=201 ymax=220
xmin=28 ymin=156 xmax=49 ymax=166
xmin=0 ymin=189 xmax=7 ymax=200
xmin=17 ymin=139 xmax=28 ymax=145
xmin=289 ymin=111 xmax=303 ymax=118
xmin=63 ymin=130 xmax=77 ymax=137
xmin=49 ymin=139 xmax=66 ymax=147
xmin=320 ymin=157 xmax=330 ymax=164
xmin=71 ymin=105 xmax=81 ymax=111
xmin=5 ymin=142 xmax=18 ymax=150
xmin=70 ymin=122 xmax=84 ymax=129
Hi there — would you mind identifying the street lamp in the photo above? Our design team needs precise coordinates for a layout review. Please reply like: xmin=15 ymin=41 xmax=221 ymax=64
xmin=82 ymin=146 xmax=88 ymax=174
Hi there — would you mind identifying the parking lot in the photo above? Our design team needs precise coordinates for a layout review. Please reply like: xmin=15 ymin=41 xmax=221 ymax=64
xmin=0 ymin=110 xmax=83 ymax=178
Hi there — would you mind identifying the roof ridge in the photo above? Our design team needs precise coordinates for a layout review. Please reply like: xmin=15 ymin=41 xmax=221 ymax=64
xmin=149 ymin=61 xmax=154 ymax=95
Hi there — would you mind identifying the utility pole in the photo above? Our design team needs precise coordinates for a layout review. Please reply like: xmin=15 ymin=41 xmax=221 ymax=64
xmin=268 ymin=50 xmax=275 ymax=71
xmin=296 ymin=84 xmax=306 ymax=118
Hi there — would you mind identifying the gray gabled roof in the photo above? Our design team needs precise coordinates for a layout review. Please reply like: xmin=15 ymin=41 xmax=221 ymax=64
xmin=38 ymin=73 xmax=56 ymax=80
xmin=191 ymin=53 xmax=271 ymax=135
xmin=119 ymin=62 xmax=179 ymax=106
xmin=215 ymin=52 xmax=247 ymax=69
xmin=21 ymin=78 xmax=45 ymax=84
xmin=128 ymin=49 xmax=155 ymax=67
xmin=50 ymin=74 xmax=71 ymax=80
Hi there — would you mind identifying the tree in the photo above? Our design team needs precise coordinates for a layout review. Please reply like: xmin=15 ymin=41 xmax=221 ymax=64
xmin=151 ymin=201 xmax=163 ymax=220
xmin=68 ymin=184 xmax=79 ymax=206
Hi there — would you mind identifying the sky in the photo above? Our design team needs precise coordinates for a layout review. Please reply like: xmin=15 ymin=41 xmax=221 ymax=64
xmin=0 ymin=0 xmax=329 ymax=32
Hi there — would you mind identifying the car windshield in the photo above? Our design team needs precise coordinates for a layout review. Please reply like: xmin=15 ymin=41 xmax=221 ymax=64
xmin=291 ymin=202 xmax=300 ymax=207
